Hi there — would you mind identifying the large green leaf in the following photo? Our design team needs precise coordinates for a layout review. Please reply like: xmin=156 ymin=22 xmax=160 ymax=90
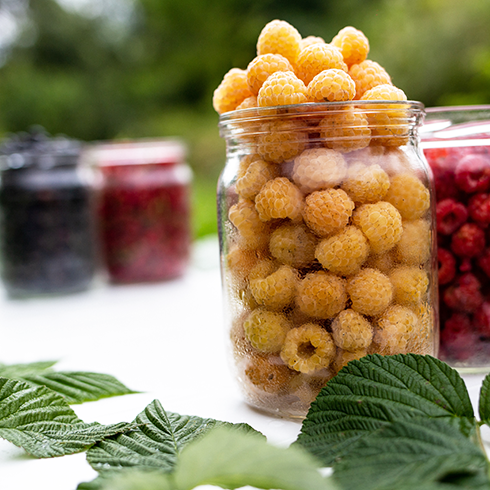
xmin=21 ymin=371 xmax=138 ymax=404
xmin=0 ymin=377 xmax=134 ymax=457
xmin=332 ymin=417 xmax=490 ymax=490
xmin=86 ymin=399 xmax=262 ymax=472
xmin=0 ymin=360 xmax=57 ymax=378
xmin=478 ymin=373 xmax=490 ymax=425
xmin=80 ymin=427 xmax=338 ymax=490
xmin=295 ymin=354 xmax=476 ymax=465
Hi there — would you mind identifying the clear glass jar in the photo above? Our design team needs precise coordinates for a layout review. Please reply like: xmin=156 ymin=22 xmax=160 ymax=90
xmin=89 ymin=139 xmax=192 ymax=284
xmin=421 ymin=105 xmax=490 ymax=372
xmin=218 ymin=101 xmax=438 ymax=418
xmin=0 ymin=132 xmax=99 ymax=296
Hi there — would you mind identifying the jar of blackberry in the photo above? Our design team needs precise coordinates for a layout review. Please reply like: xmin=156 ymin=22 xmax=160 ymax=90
xmin=90 ymin=139 xmax=192 ymax=284
xmin=217 ymin=100 xmax=439 ymax=418
xmin=0 ymin=129 xmax=99 ymax=296
xmin=421 ymin=105 xmax=490 ymax=371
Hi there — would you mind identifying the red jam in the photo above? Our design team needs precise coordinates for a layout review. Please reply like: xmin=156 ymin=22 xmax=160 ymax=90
xmin=93 ymin=140 xmax=192 ymax=284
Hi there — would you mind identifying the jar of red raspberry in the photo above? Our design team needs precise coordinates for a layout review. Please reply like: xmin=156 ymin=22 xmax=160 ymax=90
xmin=218 ymin=101 xmax=438 ymax=418
xmin=421 ymin=105 xmax=490 ymax=371
xmin=89 ymin=139 xmax=192 ymax=284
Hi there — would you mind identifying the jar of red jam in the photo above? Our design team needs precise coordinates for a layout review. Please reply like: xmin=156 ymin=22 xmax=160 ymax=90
xmin=421 ymin=105 xmax=490 ymax=371
xmin=90 ymin=139 xmax=192 ymax=284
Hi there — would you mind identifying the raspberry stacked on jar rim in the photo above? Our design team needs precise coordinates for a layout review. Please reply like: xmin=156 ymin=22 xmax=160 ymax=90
xmin=215 ymin=20 xmax=436 ymax=417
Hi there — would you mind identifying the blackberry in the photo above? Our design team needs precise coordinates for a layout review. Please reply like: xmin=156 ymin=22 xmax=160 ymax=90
xmin=243 ymin=308 xmax=292 ymax=353
xmin=307 ymin=69 xmax=356 ymax=102
xmin=296 ymin=271 xmax=347 ymax=319
xmin=292 ymin=147 xmax=347 ymax=193
xmin=331 ymin=26 xmax=370 ymax=67
xmin=255 ymin=177 xmax=304 ymax=222
xmin=213 ymin=68 xmax=253 ymax=114
xmin=280 ymin=323 xmax=336 ymax=374
xmin=347 ymin=268 xmax=393 ymax=316
xmin=331 ymin=308 xmax=373 ymax=352
xmin=303 ymin=188 xmax=355 ymax=237
xmin=315 ymin=225 xmax=370 ymax=276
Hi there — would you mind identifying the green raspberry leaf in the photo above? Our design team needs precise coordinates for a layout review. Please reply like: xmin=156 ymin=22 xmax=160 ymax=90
xmin=0 ymin=377 xmax=134 ymax=457
xmin=79 ymin=427 xmax=338 ymax=490
xmin=295 ymin=354 xmax=475 ymax=465
xmin=86 ymin=399 xmax=262 ymax=473
xmin=478 ymin=372 xmax=490 ymax=424
xmin=332 ymin=417 xmax=490 ymax=490
xmin=0 ymin=360 xmax=58 ymax=378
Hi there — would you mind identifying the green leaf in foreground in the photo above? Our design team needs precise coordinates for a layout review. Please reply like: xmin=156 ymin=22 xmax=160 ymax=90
xmin=332 ymin=417 xmax=490 ymax=490
xmin=295 ymin=354 xmax=476 ymax=465
xmin=86 ymin=399 xmax=262 ymax=473
xmin=478 ymin=372 xmax=490 ymax=424
xmin=0 ymin=360 xmax=57 ymax=378
xmin=79 ymin=427 xmax=338 ymax=490
xmin=0 ymin=377 xmax=135 ymax=457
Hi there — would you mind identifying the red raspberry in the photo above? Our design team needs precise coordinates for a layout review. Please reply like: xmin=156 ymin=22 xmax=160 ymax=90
xmin=423 ymin=148 xmax=460 ymax=202
xmin=437 ymin=248 xmax=456 ymax=285
xmin=468 ymin=193 xmax=490 ymax=226
xmin=436 ymin=199 xmax=468 ymax=235
xmin=454 ymin=153 xmax=490 ymax=193
xmin=474 ymin=301 xmax=490 ymax=337
xmin=477 ymin=248 xmax=490 ymax=278
xmin=450 ymin=223 xmax=486 ymax=258
xmin=440 ymin=313 xmax=477 ymax=361
xmin=442 ymin=272 xmax=483 ymax=312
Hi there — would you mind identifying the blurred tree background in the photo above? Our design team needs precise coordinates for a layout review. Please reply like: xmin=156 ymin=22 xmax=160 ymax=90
xmin=0 ymin=0 xmax=489 ymax=238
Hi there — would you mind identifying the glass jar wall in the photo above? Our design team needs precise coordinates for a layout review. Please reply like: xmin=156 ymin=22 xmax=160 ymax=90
xmin=218 ymin=101 xmax=438 ymax=418
xmin=421 ymin=105 xmax=490 ymax=372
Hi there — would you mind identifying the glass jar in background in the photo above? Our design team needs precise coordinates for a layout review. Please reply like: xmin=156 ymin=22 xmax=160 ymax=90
xmin=0 ymin=130 xmax=99 ymax=296
xmin=218 ymin=101 xmax=438 ymax=418
xmin=421 ymin=105 xmax=490 ymax=372
xmin=90 ymin=139 xmax=192 ymax=284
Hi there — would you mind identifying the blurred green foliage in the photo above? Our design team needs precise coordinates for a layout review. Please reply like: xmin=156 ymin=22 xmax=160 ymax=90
xmin=0 ymin=0 xmax=489 ymax=237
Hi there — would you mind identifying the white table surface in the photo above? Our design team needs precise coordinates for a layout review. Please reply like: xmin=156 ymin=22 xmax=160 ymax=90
xmin=0 ymin=236 xmax=488 ymax=489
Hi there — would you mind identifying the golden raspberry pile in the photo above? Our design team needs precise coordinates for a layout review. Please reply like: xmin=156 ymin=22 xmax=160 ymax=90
xmin=218 ymin=20 xmax=434 ymax=416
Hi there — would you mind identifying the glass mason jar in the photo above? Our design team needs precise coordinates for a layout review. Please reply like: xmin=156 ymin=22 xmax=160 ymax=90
xmin=218 ymin=101 xmax=438 ymax=418
xmin=0 ymin=133 xmax=99 ymax=296
xmin=89 ymin=139 xmax=192 ymax=284
xmin=421 ymin=105 xmax=490 ymax=372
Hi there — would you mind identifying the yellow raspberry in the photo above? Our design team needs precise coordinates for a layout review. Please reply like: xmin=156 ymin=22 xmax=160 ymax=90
xmin=307 ymin=69 xmax=356 ymax=102
xmin=247 ymin=54 xmax=294 ymax=96
xmin=269 ymin=223 xmax=318 ymax=268
xmin=352 ymin=201 xmax=403 ymax=254
xmin=315 ymin=226 xmax=370 ymax=276
xmin=303 ymin=188 xmax=355 ymax=237
xmin=349 ymin=60 xmax=392 ymax=100
xmin=389 ymin=266 xmax=429 ymax=306
xmin=365 ymin=250 xmax=396 ymax=275
xmin=237 ymin=154 xmax=261 ymax=179
xmin=280 ymin=323 xmax=336 ymax=374
xmin=228 ymin=199 xmax=270 ymax=250
xmin=255 ymin=177 xmax=304 ymax=221
xmin=296 ymin=271 xmax=347 ymax=319
xmin=407 ymin=302 xmax=434 ymax=355
xmin=244 ymin=354 xmax=293 ymax=394
xmin=257 ymin=118 xmax=308 ymax=163
xmin=318 ymin=105 xmax=371 ymax=153
xmin=379 ymin=148 xmax=412 ymax=176
xmin=256 ymin=19 xmax=302 ymax=67
xmin=395 ymin=219 xmax=431 ymax=266
xmin=361 ymin=83 xmax=407 ymax=102
xmin=243 ymin=308 xmax=292 ymax=353
xmin=235 ymin=158 xmax=279 ymax=200
xmin=249 ymin=259 xmax=299 ymax=310
xmin=331 ymin=308 xmax=373 ymax=352
xmin=257 ymin=71 xmax=308 ymax=107
xmin=292 ymin=147 xmax=347 ymax=193
xmin=347 ymin=268 xmax=393 ymax=316
xmin=384 ymin=173 xmax=431 ymax=220
xmin=236 ymin=95 xmax=258 ymax=111
xmin=300 ymin=36 xmax=326 ymax=50
xmin=225 ymin=244 xmax=263 ymax=290
xmin=331 ymin=26 xmax=370 ymax=67
xmin=373 ymin=305 xmax=420 ymax=355
xmin=213 ymin=68 xmax=253 ymax=114
xmin=296 ymin=43 xmax=347 ymax=86
xmin=333 ymin=348 xmax=367 ymax=373
xmin=288 ymin=370 xmax=333 ymax=406
xmin=341 ymin=162 xmax=390 ymax=203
